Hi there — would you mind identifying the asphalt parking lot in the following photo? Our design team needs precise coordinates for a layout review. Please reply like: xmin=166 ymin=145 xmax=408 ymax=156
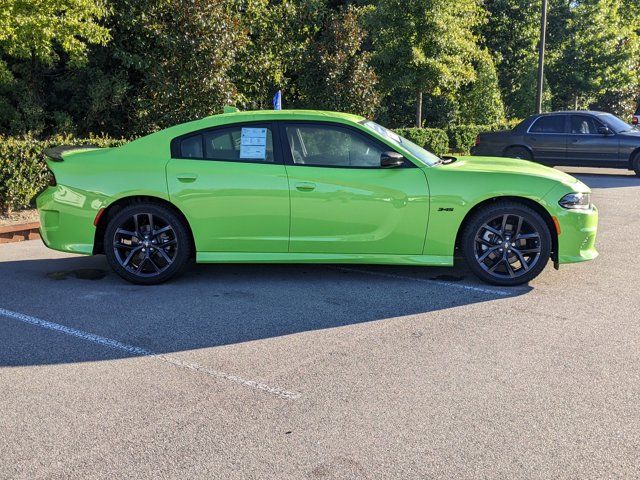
xmin=1 ymin=167 xmax=639 ymax=479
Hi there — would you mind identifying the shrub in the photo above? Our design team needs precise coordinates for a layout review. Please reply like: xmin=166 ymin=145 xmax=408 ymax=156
xmin=0 ymin=135 xmax=128 ymax=214
xmin=446 ymin=120 xmax=521 ymax=154
xmin=394 ymin=127 xmax=449 ymax=156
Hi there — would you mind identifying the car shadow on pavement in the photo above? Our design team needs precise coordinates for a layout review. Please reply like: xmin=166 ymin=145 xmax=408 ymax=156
xmin=0 ymin=254 xmax=531 ymax=367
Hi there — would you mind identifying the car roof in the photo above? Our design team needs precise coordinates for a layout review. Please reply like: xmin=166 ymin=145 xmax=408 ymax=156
xmin=207 ymin=109 xmax=365 ymax=123
xmin=126 ymin=109 xmax=369 ymax=152
xmin=155 ymin=109 xmax=367 ymax=139
xmin=534 ymin=110 xmax=610 ymax=117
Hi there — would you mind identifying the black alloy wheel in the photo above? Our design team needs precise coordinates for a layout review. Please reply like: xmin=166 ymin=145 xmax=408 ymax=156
xmin=462 ymin=202 xmax=551 ymax=286
xmin=104 ymin=203 xmax=191 ymax=284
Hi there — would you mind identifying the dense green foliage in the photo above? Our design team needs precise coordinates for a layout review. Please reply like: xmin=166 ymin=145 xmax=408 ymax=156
xmin=394 ymin=128 xmax=449 ymax=156
xmin=485 ymin=0 xmax=640 ymax=118
xmin=0 ymin=0 xmax=638 ymax=136
xmin=446 ymin=120 xmax=521 ymax=153
xmin=368 ymin=0 xmax=485 ymax=126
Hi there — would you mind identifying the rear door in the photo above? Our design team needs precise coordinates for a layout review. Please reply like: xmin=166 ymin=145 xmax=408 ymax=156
xmin=166 ymin=122 xmax=290 ymax=253
xmin=525 ymin=114 xmax=568 ymax=164
xmin=566 ymin=114 xmax=620 ymax=166
xmin=280 ymin=121 xmax=429 ymax=255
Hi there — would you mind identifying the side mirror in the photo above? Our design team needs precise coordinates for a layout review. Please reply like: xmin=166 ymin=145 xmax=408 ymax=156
xmin=598 ymin=126 xmax=613 ymax=136
xmin=380 ymin=151 xmax=405 ymax=168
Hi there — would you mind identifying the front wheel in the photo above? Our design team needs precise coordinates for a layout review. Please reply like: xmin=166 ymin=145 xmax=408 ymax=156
xmin=461 ymin=202 xmax=552 ymax=286
xmin=104 ymin=203 xmax=192 ymax=285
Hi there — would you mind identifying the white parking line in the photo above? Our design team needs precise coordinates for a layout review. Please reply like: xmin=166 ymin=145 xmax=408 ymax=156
xmin=0 ymin=307 xmax=301 ymax=400
xmin=328 ymin=266 xmax=511 ymax=296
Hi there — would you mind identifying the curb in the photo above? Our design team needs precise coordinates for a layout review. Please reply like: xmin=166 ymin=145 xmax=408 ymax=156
xmin=0 ymin=222 xmax=41 ymax=244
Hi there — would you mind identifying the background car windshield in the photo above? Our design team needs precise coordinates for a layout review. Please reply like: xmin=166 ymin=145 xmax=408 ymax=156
xmin=360 ymin=120 xmax=440 ymax=166
xmin=597 ymin=113 xmax=636 ymax=133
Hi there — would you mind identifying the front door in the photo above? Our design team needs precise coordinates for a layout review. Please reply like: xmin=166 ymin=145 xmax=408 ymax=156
xmin=280 ymin=122 xmax=430 ymax=255
xmin=525 ymin=114 xmax=568 ymax=164
xmin=167 ymin=122 xmax=290 ymax=253
xmin=566 ymin=114 xmax=620 ymax=166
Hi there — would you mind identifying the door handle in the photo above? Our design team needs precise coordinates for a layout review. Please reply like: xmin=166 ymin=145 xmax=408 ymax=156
xmin=176 ymin=173 xmax=198 ymax=183
xmin=295 ymin=182 xmax=316 ymax=192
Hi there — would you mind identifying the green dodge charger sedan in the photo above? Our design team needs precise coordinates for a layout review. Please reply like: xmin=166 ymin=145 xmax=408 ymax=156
xmin=38 ymin=110 xmax=598 ymax=286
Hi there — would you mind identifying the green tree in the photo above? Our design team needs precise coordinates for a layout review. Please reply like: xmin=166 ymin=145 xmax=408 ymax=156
xmin=548 ymin=0 xmax=640 ymax=116
xmin=0 ymin=0 xmax=109 ymax=134
xmin=368 ymin=0 xmax=484 ymax=127
xmin=59 ymin=0 xmax=248 ymax=136
xmin=457 ymin=49 xmax=506 ymax=124
xmin=294 ymin=6 xmax=380 ymax=117
xmin=232 ymin=0 xmax=325 ymax=110
xmin=482 ymin=0 xmax=542 ymax=118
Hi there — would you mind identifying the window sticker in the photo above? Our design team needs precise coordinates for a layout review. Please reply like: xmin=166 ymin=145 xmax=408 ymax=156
xmin=240 ymin=127 xmax=267 ymax=159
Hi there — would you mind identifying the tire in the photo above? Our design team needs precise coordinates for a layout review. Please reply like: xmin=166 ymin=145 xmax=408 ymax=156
xmin=104 ymin=203 xmax=192 ymax=285
xmin=504 ymin=146 xmax=532 ymax=161
xmin=461 ymin=201 xmax=552 ymax=286
xmin=632 ymin=152 xmax=640 ymax=177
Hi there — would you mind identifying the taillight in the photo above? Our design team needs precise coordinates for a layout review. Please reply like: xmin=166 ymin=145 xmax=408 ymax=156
xmin=93 ymin=208 xmax=106 ymax=227
xmin=475 ymin=135 xmax=480 ymax=146
xmin=633 ymin=116 xmax=639 ymax=125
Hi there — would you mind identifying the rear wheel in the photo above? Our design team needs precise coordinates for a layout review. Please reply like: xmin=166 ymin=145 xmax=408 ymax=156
xmin=504 ymin=146 xmax=532 ymax=161
xmin=461 ymin=202 xmax=551 ymax=286
xmin=104 ymin=203 xmax=191 ymax=285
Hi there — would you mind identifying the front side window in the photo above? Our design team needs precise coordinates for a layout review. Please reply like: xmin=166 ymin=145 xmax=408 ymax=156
xmin=529 ymin=115 xmax=566 ymax=134
xmin=177 ymin=125 xmax=275 ymax=162
xmin=570 ymin=115 xmax=601 ymax=135
xmin=284 ymin=124 xmax=384 ymax=168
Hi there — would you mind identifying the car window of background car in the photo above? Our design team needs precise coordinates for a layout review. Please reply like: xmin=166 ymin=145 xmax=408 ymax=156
xmin=570 ymin=115 xmax=601 ymax=135
xmin=360 ymin=120 xmax=440 ymax=166
xmin=285 ymin=124 xmax=383 ymax=167
xmin=529 ymin=115 xmax=566 ymax=134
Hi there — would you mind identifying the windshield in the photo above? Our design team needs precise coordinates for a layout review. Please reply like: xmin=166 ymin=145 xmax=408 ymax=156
xmin=359 ymin=120 xmax=441 ymax=166
xmin=597 ymin=113 xmax=637 ymax=133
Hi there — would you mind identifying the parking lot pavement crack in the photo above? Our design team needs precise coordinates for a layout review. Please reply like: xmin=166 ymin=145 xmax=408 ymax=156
xmin=0 ymin=307 xmax=301 ymax=401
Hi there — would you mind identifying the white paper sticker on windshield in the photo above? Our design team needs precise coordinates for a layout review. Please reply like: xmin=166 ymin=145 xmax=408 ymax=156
xmin=240 ymin=127 xmax=267 ymax=159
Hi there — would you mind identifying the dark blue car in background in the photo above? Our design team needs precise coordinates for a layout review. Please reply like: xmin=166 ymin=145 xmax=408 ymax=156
xmin=472 ymin=111 xmax=640 ymax=176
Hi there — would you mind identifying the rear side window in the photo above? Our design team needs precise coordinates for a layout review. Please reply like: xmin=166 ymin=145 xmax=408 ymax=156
xmin=180 ymin=135 xmax=203 ymax=158
xmin=175 ymin=125 xmax=275 ymax=162
xmin=529 ymin=115 xmax=566 ymax=134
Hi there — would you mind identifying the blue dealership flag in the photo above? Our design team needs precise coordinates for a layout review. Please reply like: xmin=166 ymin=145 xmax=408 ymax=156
xmin=273 ymin=90 xmax=282 ymax=110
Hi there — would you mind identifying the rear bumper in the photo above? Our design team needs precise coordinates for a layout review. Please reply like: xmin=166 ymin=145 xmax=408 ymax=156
xmin=556 ymin=205 xmax=599 ymax=264
xmin=36 ymin=185 xmax=101 ymax=255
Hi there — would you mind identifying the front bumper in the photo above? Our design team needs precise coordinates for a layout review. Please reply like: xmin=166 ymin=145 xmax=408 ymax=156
xmin=555 ymin=205 xmax=599 ymax=264
xmin=36 ymin=185 xmax=103 ymax=255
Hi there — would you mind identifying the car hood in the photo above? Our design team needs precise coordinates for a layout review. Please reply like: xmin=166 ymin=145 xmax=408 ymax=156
xmin=437 ymin=155 xmax=587 ymax=189
xmin=618 ymin=129 xmax=640 ymax=139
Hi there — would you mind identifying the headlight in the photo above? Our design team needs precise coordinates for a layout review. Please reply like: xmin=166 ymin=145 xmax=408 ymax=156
xmin=559 ymin=192 xmax=591 ymax=210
